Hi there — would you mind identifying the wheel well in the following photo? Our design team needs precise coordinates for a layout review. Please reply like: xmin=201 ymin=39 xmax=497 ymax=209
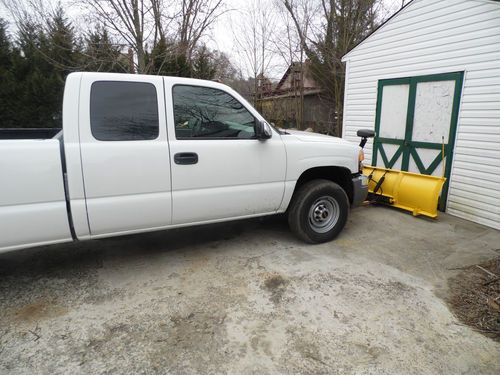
xmin=293 ymin=167 xmax=353 ymax=204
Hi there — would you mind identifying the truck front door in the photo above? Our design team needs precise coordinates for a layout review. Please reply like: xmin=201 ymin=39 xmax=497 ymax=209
xmin=78 ymin=74 xmax=172 ymax=237
xmin=166 ymin=83 xmax=286 ymax=225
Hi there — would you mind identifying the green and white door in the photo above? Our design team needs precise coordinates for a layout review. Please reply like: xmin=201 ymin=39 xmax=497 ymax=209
xmin=372 ymin=72 xmax=464 ymax=210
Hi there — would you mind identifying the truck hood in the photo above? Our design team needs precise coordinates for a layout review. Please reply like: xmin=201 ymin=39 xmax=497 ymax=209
xmin=280 ymin=129 xmax=361 ymax=176
xmin=284 ymin=129 xmax=353 ymax=146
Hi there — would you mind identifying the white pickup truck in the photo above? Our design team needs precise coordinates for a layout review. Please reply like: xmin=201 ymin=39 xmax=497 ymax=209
xmin=0 ymin=72 xmax=370 ymax=253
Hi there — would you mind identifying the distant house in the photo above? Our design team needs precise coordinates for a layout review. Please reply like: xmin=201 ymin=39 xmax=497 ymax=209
xmin=257 ymin=61 xmax=337 ymax=134
xmin=341 ymin=0 xmax=500 ymax=230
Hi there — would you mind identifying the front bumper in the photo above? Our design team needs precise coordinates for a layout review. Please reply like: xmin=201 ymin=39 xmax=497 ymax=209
xmin=351 ymin=174 xmax=368 ymax=207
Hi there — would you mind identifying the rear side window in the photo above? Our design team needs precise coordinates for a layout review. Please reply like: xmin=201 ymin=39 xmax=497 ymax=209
xmin=90 ymin=81 xmax=159 ymax=141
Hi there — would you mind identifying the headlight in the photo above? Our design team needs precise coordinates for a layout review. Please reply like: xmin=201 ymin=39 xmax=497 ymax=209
xmin=358 ymin=149 xmax=365 ymax=162
xmin=358 ymin=149 xmax=365 ymax=172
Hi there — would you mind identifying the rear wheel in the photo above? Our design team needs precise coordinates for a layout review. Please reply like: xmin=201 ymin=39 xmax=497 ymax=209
xmin=288 ymin=179 xmax=349 ymax=243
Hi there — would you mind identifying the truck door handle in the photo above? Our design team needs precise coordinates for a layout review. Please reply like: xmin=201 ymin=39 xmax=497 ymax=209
xmin=174 ymin=152 xmax=198 ymax=165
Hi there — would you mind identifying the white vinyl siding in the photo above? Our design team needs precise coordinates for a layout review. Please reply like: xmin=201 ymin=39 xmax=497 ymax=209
xmin=342 ymin=0 xmax=500 ymax=230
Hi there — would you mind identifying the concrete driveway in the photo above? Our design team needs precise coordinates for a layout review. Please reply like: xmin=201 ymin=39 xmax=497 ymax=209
xmin=1 ymin=206 xmax=499 ymax=374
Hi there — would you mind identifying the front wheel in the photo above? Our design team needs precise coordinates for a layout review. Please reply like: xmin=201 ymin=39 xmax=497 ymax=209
xmin=288 ymin=179 xmax=349 ymax=244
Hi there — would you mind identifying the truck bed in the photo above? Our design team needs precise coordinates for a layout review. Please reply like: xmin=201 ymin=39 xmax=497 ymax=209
xmin=0 ymin=137 xmax=72 ymax=252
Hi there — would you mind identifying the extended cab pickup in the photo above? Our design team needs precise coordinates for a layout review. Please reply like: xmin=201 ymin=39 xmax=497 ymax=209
xmin=0 ymin=72 xmax=368 ymax=253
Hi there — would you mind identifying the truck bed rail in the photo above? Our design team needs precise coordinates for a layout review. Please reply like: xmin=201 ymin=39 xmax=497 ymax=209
xmin=0 ymin=128 xmax=62 ymax=140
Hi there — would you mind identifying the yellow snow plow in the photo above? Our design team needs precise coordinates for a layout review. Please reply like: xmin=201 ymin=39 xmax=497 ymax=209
xmin=355 ymin=129 xmax=446 ymax=219
xmin=362 ymin=166 xmax=446 ymax=219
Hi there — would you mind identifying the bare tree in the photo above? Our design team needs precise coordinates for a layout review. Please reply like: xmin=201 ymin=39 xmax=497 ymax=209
xmin=177 ymin=0 xmax=225 ymax=61
xmin=270 ymin=4 xmax=300 ymax=72
xmin=80 ymin=0 xmax=160 ymax=73
xmin=231 ymin=0 xmax=276 ymax=107
xmin=271 ymin=0 xmax=318 ymax=128
xmin=0 ymin=0 xmax=52 ymax=25
xmin=281 ymin=0 xmax=383 ymax=135
xmin=79 ymin=0 xmax=224 ymax=73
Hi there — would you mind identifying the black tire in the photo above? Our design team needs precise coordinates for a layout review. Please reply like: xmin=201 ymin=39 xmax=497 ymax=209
xmin=288 ymin=179 xmax=349 ymax=244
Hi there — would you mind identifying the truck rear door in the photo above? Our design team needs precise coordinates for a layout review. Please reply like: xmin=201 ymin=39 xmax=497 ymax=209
xmin=78 ymin=73 xmax=172 ymax=237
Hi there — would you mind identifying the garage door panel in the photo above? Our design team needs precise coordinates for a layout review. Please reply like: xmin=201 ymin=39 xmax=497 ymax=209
xmin=410 ymin=148 xmax=446 ymax=176
xmin=412 ymin=80 xmax=455 ymax=143
xmin=378 ymin=143 xmax=403 ymax=170
xmin=379 ymin=84 xmax=410 ymax=139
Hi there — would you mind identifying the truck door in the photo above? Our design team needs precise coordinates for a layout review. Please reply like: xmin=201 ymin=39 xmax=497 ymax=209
xmin=78 ymin=74 xmax=172 ymax=237
xmin=165 ymin=82 xmax=286 ymax=225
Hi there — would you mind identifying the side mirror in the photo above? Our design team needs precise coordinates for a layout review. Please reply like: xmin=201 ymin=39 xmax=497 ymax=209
xmin=357 ymin=129 xmax=375 ymax=149
xmin=255 ymin=119 xmax=272 ymax=140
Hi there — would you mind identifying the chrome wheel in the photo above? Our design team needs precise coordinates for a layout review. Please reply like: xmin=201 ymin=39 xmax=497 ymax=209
xmin=308 ymin=196 xmax=340 ymax=233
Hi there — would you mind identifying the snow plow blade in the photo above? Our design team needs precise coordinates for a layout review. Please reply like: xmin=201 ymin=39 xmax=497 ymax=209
xmin=362 ymin=166 xmax=446 ymax=219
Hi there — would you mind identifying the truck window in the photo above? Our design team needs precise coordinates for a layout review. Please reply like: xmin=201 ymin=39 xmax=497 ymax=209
xmin=173 ymin=85 xmax=255 ymax=139
xmin=90 ymin=81 xmax=159 ymax=141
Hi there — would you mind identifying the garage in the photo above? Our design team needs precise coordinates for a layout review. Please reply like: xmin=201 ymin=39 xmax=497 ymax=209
xmin=342 ymin=0 xmax=500 ymax=229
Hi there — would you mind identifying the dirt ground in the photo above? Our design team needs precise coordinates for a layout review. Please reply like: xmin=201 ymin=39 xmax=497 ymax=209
xmin=1 ymin=206 xmax=499 ymax=374
xmin=448 ymin=256 xmax=500 ymax=341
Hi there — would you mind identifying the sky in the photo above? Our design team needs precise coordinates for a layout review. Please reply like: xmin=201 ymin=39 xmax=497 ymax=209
xmin=207 ymin=0 xmax=403 ymax=78
xmin=0 ymin=0 xmax=404 ymax=79
xmin=207 ymin=0 xmax=403 ymax=56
